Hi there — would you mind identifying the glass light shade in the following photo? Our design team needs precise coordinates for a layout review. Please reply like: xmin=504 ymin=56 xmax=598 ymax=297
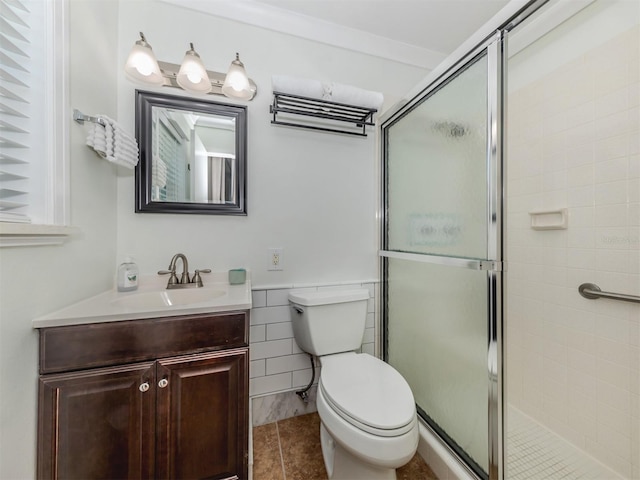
xmin=176 ymin=44 xmax=212 ymax=94
xmin=124 ymin=33 xmax=164 ymax=86
xmin=222 ymin=53 xmax=253 ymax=100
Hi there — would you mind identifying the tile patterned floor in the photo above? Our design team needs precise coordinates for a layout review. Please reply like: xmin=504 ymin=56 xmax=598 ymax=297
xmin=506 ymin=407 xmax=623 ymax=480
xmin=252 ymin=412 xmax=438 ymax=480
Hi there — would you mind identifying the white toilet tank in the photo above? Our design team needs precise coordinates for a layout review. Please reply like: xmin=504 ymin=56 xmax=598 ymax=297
xmin=288 ymin=289 xmax=370 ymax=356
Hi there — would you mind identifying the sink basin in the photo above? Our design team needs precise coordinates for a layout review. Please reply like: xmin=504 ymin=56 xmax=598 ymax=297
xmin=111 ymin=288 xmax=226 ymax=309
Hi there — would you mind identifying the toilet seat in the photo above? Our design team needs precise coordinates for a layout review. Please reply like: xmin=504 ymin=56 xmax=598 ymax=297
xmin=319 ymin=353 xmax=416 ymax=437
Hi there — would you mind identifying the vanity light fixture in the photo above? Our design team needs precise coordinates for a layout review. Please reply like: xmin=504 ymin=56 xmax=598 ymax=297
xmin=176 ymin=43 xmax=212 ymax=94
xmin=221 ymin=53 xmax=252 ymax=101
xmin=124 ymin=32 xmax=257 ymax=100
xmin=124 ymin=32 xmax=164 ymax=86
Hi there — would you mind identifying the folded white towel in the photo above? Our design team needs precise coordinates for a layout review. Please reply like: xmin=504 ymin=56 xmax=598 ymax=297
xmin=85 ymin=122 xmax=108 ymax=157
xmin=93 ymin=123 xmax=106 ymax=143
xmin=329 ymin=82 xmax=384 ymax=110
xmin=114 ymin=149 xmax=139 ymax=167
xmin=93 ymin=148 xmax=107 ymax=158
xmin=105 ymin=119 xmax=115 ymax=158
xmin=107 ymin=154 xmax=136 ymax=169
xmin=114 ymin=131 xmax=139 ymax=153
xmin=272 ymin=75 xmax=325 ymax=100
xmin=101 ymin=115 xmax=140 ymax=168
xmin=86 ymin=124 xmax=96 ymax=147
xmin=114 ymin=134 xmax=139 ymax=159
xmin=116 ymin=144 xmax=138 ymax=161
xmin=272 ymin=74 xmax=383 ymax=111
xmin=322 ymin=82 xmax=332 ymax=101
xmin=82 ymin=114 xmax=139 ymax=165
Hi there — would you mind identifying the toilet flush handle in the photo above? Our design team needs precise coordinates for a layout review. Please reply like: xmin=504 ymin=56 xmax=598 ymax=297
xmin=292 ymin=305 xmax=304 ymax=314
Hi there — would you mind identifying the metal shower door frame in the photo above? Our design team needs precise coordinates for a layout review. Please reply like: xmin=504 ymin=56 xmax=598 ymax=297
xmin=379 ymin=31 xmax=505 ymax=480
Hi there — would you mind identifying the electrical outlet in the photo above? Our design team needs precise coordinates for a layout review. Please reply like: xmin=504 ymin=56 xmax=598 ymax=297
xmin=267 ymin=248 xmax=284 ymax=271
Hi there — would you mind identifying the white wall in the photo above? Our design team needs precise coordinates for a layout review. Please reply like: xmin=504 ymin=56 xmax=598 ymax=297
xmin=0 ymin=1 xmax=120 ymax=478
xmin=115 ymin=0 xmax=427 ymax=286
xmin=0 ymin=1 xmax=428 ymax=477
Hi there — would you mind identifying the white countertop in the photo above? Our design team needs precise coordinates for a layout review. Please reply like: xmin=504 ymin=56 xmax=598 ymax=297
xmin=33 ymin=272 xmax=252 ymax=328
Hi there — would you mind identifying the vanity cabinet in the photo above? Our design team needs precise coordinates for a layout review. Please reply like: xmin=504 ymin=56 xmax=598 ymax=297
xmin=37 ymin=311 xmax=249 ymax=480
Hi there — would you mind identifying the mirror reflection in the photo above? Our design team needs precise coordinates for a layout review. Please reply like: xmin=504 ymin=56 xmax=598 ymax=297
xmin=135 ymin=91 xmax=247 ymax=215
xmin=151 ymin=108 xmax=237 ymax=204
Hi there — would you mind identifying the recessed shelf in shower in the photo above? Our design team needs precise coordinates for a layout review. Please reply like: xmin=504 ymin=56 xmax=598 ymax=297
xmin=529 ymin=208 xmax=568 ymax=230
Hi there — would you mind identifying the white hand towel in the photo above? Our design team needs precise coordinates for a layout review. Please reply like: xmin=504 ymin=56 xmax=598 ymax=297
xmin=105 ymin=120 xmax=115 ymax=158
xmin=86 ymin=123 xmax=96 ymax=147
xmin=92 ymin=139 xmax=107 ymax=151
xmin=114 ymin=151 xmax=138 ymax=168
xmin=272 ymin=75 xmax=325 ymax=100
xmin=91 ymin=123 xmax=108 ymax=156
xmin=82 ymin=114 xmax=141 ymax=169
xmin=101 ymin=115 xmax=140 ymax=169
xmin=114 ymin=133 xmax=139 ymax=162
xmin=114 ymin=130 xmax=139 ymax=153
xmin=322 ymin=82 xmax=333 ymax=101
xmin=329 ymin=82 xmax=384 ymax=110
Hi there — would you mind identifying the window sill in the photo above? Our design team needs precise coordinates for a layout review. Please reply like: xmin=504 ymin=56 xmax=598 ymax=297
xmin=0 ymin=223 xmax=79 ymax=247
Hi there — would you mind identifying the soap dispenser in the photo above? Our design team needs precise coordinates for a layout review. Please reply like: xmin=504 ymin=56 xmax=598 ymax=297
xmin=117 ymin=256 xmax=139 ymax=292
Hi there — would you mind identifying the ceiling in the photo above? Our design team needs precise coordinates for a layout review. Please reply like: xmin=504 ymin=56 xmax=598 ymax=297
xmin=161 ymin=0 xmax=512 ymax=69
xmin=251 ymin=0 xmax=510 ymax=54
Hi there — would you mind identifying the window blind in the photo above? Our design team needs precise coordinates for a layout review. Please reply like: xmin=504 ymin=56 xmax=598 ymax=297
xmin=0 ymin=0 xmax=45 ymax=223
xmin=155 ymin=120 xmax=187 ymax=203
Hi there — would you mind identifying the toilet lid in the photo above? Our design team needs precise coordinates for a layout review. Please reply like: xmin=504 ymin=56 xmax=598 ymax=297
xmin=320 ymin=353 xmax=416 ymax=433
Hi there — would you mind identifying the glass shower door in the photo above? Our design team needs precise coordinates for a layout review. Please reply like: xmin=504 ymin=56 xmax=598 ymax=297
xmin=381 ymin=38 xmax=503 ymax=479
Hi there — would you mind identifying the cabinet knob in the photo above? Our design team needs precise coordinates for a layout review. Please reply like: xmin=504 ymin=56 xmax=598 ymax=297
xmin=139 ymin=382 xmax=150 ymax=393
xmin=158 ymin=378 xmax=169 ymax=388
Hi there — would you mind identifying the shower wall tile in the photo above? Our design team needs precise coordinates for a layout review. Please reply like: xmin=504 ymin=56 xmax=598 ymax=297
xmin=507 ymin=24 xmax=640 ymax=478
xmin=249 ymin=281 xmax=378 ymax=398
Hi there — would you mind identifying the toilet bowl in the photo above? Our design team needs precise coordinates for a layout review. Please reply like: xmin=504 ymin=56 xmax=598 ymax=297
xmin=288 ymin=289 xmax=418 ymax=480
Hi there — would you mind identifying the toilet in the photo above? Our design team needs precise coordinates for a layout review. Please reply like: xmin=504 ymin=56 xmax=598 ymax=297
xmin=288 ymin=289 xmax=419 ymax=480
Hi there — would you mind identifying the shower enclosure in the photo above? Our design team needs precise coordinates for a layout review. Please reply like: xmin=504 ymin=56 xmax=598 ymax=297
xmin=381 ymin=38 xmax=502 ymax=479
xmin=381 ymin=1 xmax=639 ymax=479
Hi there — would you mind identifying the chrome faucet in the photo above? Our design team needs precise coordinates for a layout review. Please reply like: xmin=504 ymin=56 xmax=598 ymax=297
xmin=170 ymin=253 xmax=190 ymax=284
xmin=158 ymin=253 xmax=211 ymax=289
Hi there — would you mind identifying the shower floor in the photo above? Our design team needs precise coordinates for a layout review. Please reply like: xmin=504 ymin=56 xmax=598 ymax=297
xmin=506 ymin=407 xmax=622 ymax=480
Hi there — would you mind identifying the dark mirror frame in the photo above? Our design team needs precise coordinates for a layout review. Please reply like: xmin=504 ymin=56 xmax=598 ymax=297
xmin=135 ymin=90 xmax=247 ymax=215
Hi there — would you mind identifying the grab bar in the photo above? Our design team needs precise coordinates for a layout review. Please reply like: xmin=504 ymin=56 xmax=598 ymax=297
xmin=578 ymin=283 xmax=640 ymax=304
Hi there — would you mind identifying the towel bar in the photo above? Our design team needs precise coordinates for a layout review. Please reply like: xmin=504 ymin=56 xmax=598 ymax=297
xmin=578 ymin=283 xmax=640 ymax=304
xmin=270 ymin=92 xmax=377 ymax=137
xmin=73 ymin=109 xmax=105 ymax=126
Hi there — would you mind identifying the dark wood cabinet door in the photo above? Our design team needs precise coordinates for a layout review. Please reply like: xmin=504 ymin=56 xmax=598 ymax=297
xmin=38 ymin=363 xmax=156 ymax=480
xmin=155 ymin=349 xmax=248 ymax=480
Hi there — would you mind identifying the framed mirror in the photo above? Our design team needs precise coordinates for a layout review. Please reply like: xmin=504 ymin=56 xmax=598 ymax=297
xmin=135 ymin=90 xmax=247 ymax=215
